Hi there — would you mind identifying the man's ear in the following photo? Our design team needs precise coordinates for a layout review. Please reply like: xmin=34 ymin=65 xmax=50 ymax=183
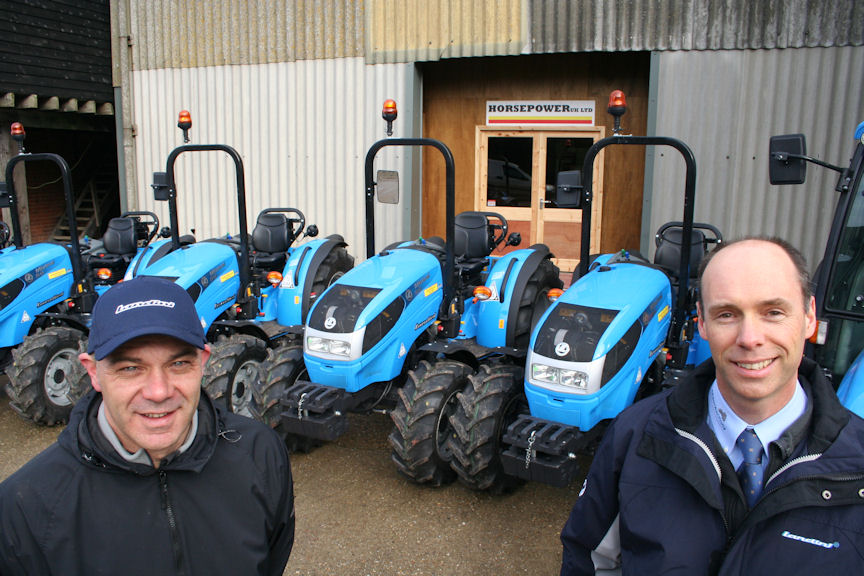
xmin=78 ymin=353 xmax=101 ymax=392
xmin=199 ymin=344 xmax=211 ymax=367
xmin=696 ymin=302 xmax=708 ymax=341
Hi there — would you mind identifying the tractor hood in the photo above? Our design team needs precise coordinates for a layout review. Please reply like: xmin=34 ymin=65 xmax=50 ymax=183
xmin=124 ymin=238 xmax=241 ymax=329
xmin=527 ymin=261 xmax=671 ymax=396
xmin=304 ymin=248 xmax=443 ymax=362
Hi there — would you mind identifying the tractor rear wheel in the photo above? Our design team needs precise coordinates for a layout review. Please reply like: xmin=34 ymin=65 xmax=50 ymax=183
xmin=388 ymin=359 xmax=473 ymax=486
xmin=4 ymin=326 xmax=89 ymax=426
xmin=447 ymin=362 xmax=526 ymax=493
xmin=253 ymin=343 xmax=321 ymax=453
xmin=203 ymin=334 xmax=267 ymax=418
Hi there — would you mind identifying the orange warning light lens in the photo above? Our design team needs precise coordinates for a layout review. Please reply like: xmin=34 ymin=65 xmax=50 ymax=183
xmin=382 ymin=99 xmax=397 ymax=120
xmin=473 ymin=286 xmax=493 ymax=302
xmin=607 ymin=90 xmax=626 ymax=110
xmin=267 ymin=271 xmax=283 ymax=287
xmin=547 ymin=288 xmax=564 ymax=302
xmin=177 ymin=110 xmax=192 ymax=129
xmin=97 ymin=268 xmax=113 ymax=280
xmin=10 ymin=122 xmax=24 ymax=137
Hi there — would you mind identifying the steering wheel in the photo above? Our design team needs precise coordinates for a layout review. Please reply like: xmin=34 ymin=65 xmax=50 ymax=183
xmin=259 ymin=208 xmax=307 ymax=244
xmin=483 ymin=211 xmax=510 ymax=250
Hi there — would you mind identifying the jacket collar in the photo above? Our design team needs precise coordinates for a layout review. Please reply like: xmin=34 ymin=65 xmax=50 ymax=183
xmin=667 ymin=357 xmax=849 ymax=452
xmin=59 ymin=389 xmax=223 ymax=476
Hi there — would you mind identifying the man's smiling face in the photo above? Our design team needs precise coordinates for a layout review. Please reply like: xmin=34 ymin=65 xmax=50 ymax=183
xmin=697 ymin=239 xmax=816 ymax=424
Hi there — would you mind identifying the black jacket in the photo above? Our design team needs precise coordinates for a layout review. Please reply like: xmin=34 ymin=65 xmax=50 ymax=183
xmin=560 ymin=358 xmax=864 ymax=575
xmin=0 ymin=390 xmax=294 ymax=576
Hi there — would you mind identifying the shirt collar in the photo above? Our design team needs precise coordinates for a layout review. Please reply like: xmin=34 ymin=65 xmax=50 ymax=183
xmin=98 ymin=402 xmax=199 ymax=467
xmin=707 ymin=379 xmax=807 ymax=467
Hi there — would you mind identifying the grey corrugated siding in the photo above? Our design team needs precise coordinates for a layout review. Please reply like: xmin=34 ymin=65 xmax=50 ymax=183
xmin=529 ymin=0 xmax=864 ymax=53
xmin=645 ymin=45 xmax=864 ymax=271
xmin=129 ymin=58 xmax=419 ymax=258
xmin=124 ymin=1 xmax=862 ymax=69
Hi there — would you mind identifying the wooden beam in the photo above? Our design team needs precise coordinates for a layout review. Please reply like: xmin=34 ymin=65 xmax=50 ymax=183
xmin=40 ymin=96 xmax=60 ymax=111
xmin=61 ymin=98 xmax=79 ymax=112
xmin=80 ymin=100 xmax=96 ymax=114
xmin=0 ymin=93 xmax=14 ymax=108
xmin=20 ymin=95 xmax=38 ymax=109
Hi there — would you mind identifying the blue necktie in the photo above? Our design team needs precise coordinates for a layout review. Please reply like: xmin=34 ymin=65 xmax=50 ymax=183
xmin=737 ymin=428 xmax=764 ymax=508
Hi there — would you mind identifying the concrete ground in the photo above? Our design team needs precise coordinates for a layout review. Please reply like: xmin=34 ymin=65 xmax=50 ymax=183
xmin=0 ymin=378 xmax=584 ymax=575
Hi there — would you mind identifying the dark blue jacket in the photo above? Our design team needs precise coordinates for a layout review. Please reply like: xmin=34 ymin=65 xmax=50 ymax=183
xmin=561 ymin=358 xmax=864 ymax=575
xmin=0 ymin=390 xmax=294 ymax=576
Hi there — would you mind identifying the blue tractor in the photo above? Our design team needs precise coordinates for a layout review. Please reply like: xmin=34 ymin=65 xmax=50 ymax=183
xmin=2 ymin=123 xmax=159 ymax=425
xmin=123 ymin=112 xmax=353 ymax=417
xmin=768 ymin=121 xmax=864 ymax=416
xmin=446 ymin=91 xmax=723 ymax=490
xmin=257 ymin=101 xmax=562 ymax=487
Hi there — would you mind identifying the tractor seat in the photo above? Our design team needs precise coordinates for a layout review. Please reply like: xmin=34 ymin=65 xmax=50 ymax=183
xmin=653 ymin=227 xmax=707 ymax=280
xmin=454 ymin=212 xmax=493 ymax=260
xmin=252 ymin=212 xmax=292 ymax=270
xmin=87 ymin=217 xmax=138 ymax=269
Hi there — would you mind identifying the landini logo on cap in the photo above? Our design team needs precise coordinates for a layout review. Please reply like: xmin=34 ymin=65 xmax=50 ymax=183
xmin=115 ymin=299 xmax=177 ymax=314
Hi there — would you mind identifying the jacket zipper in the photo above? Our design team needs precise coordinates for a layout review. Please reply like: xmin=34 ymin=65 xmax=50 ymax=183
xmin=159 ymin=470 xmax=186 ymax=576
xmin=674 ymin=427 xmax=732 ymax=543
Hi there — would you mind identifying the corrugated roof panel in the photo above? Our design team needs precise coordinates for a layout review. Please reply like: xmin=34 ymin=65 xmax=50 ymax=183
xmin=129 ymin=0 xmax=365 ymax=70
xmin=529 ymin=0 xmax=864 ymax=53
xmin=130 ymin=58 xmax=418 ymax=258
xmin=646 ymin=46 xmax=864 ymax=271
xmin=365 ymin=0 xmax=526 ymax=64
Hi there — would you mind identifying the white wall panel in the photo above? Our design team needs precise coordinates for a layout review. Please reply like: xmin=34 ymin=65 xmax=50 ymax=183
xmin=131 ymin=58 xmax=417 ymax=260
xmin=646 ymin=46 xmax=864 ymax=271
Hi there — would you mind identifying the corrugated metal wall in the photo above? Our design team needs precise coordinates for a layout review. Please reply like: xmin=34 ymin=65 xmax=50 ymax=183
xmin=645 ymin=45 xmax=864 ymax=271
xmin=130 ymin=58 xmax=419 ymax=256
xmin=128 ymin=0 xmax=364 ymax=68
xmin=365 ymin=0 xmax=526 ymax=63
xmin=528 ymin=0 xmax=863 ymax=53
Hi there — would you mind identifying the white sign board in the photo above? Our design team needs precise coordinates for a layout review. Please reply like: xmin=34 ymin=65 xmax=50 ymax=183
xmin=486 ymin=100 xmax=595 ymax=126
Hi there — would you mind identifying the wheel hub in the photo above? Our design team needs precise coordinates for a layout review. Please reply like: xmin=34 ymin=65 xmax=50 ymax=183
xmin=44 ymin=349 xmax=76 ymax=407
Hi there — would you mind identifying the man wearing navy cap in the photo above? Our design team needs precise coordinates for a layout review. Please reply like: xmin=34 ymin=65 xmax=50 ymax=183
xmin=0 ymin=276 xmax=295 ymax=575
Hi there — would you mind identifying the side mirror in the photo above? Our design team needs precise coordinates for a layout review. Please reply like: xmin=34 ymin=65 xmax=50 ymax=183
xmin=555 ymin=170 xmax=583 ymax=209
xmin=769 ymin=134 xmax=807 ymax=185
xmin=0 ymin=182 xmax=10 ymax=208
xmin=506 ymin=232 xmax=521 ymax=247
xmin=376 ymin=170 xmax=399 ymax=204
xmin=305 ymin=224 xmax=319 ymax=238
xmin=152 ymin=172 xmax=170 ymax=201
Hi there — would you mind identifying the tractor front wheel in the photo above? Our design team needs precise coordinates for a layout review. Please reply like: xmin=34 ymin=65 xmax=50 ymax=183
xmin=4 ymin=326 xmax=90 ymax=426
xmin=203 ymin=334 xmax=267 ymax=418
xmin=446 ymin=362 xmax=526 ymax=493
xmin=253 ymin=343 xmax=321 ymax=453
xmin=388 ymin=359 xmax=473 ymax=486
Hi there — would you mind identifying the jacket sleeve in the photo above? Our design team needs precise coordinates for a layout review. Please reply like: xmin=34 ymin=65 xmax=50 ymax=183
xmin=560 ymin=421 xmax=626 ymax=576
xmin=265 ymin=438 xmax=295 ymax=576
xmin=0 ymin=477 xmax=52 ymax=576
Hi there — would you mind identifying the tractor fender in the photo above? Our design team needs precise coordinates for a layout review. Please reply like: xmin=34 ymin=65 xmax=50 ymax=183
xmin=277 ymin=235 xmax=349 ymax=326
xmin=483 ymin=244 xmax=558 ymax=348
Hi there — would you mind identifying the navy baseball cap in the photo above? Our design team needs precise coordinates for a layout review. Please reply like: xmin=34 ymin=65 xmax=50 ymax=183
xmin=87 ymin=276 xmax=207 ymax=360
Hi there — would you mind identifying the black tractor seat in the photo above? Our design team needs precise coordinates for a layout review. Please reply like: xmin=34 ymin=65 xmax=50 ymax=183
xmin=85 ymin=217 xmax=139 ymax=279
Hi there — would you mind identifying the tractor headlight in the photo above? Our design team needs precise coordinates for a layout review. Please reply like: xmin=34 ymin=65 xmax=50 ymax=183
xmin=307 ymin=336 xmax=352 ymax=357
xmin=531 ymin=363 xmax=589 ymax=392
